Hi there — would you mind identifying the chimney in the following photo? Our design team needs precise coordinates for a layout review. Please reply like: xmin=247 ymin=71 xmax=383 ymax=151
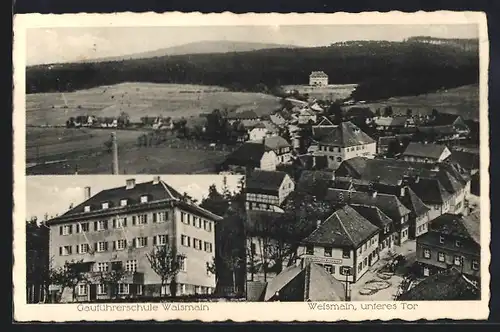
xmin=372 ymin=191 xmax=378 ymax=198
xmin=414 ymin=175 xmax=420 ymax=183
xmin=84 ymin=186 xmax=91 ymax=200
xmin=316 ymin=219 xmax=322 ymax=228
xmin=400 ymin=187 xmax=405 ymax=197
xmin=111 ymin=132 xmax=119 ymax=175
xmin=153 ymin=176 xmax=161 ymax=185
xmin=126 ymin=178 xmax=136 ymax=190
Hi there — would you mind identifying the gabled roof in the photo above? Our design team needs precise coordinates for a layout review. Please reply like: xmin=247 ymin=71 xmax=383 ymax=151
xmin=374 ymin=116 xmax=408 ymax=127
xmin=402 ymin=142 xmax=449 ymax=160
xmin=302 ymin=205 xmax=380 ymax=248
xmin=398 ymin=268 xmax=480 ymax=301
xmin=403 ymin=188 xmax=431 ymax=217
xmin=426 ymin=113 xmax=462 ymax=126
xmin=449 ymin=150 xmax=480 ymax=171
xmin=429 ymin=213 xmax=480 ymax=244
xmin=263 ymin=136 xmax=291 ymax=151
xmin=410 ymin=178 xmax=451 ymax=205
xmin=350 ymin=204 xmax=393 ymax=228
xmin=246 ymin=170 xmax=290 ymax=195
xmin=223 ymin=142 xmax=273 ymax=168
xmin=314 ymin=121 xmax=375 ymax=147
xmin=325 ymin=189 xmax=411 ymax=221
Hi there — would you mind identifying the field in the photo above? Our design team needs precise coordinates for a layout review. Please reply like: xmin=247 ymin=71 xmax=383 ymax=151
xmin=26 ymin=127 xmax=232 ymax=174
xmin=26 ymin=83 xmax=282 ymax=126
xmin=282 ymin=84 xmax=358 ymax=101
xmin=343 ymin=84 xmax=480 ymax=121
xmin=26 ymin=127 xmax=147 ymax=163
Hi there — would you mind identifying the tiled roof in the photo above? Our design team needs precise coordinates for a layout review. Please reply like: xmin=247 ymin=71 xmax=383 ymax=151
xmin=263 ymin=136 xmax=291 ymax=150
xmin=314 ymin=121 xmax=375 ymax=147
xmin=302 ymin=205 xmax=380 ymax=248
xmin=402 ymin=142 xmax=449 ymax=160
xmin=374 ymin=116 xmax=408 ymax=127
xmin=398 ymin=268 xmax=480 ymax=301
xmin=403 ymin=188 xmax=431 ymax=217
xmin=325 ymin=189 xmax=411 ymax=221
xmin=47 ymin=178 xmax=222 ymax=224
xmin=449 ymin=150 xmax=480 ymax=171
xmin=427 ymin=113 xmax=461 ymax=126
xmin=429 ymin=213 xmax=480 ymax=244
xmin=410 ymin=178 xmax=451 ymax=205
xmin=61 ymin=179 xmax=184 ymax=217
xmin=264 ymin=262 xmax=346 ymax=302
xmin=223 ymin=142 xmax=272 ymax=168
xmin=297 ymin=170 xmax=333 ymax=192
xmin=350 ymin=204 xmax=393 ymax=228
xmin=246 ymin=170 xmax=289 ymax=195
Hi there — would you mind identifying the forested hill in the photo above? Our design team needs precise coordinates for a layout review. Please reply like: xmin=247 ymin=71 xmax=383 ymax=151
xmin=26 ymin=39 xmax=479 ymax=101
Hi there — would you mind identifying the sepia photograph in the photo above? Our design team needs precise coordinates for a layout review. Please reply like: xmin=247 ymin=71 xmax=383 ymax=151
xmin=14 ymin=12 xmax=489 ymax=321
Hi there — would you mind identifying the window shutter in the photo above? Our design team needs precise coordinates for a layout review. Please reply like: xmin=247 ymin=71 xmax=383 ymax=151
xmin=94 ymin=243 xmax=98 ymax=251
xmin=144 ymin=215 xmax=148 ymax=224
xmin=153 ymin=213 xmax=157 ymax=223
xmin=59 ymin=247 xmax=62 ymax=255
xmin=69 ymin=246 xmax=72 ymax=254
xmin=113 ymin=241 xmax=116 ymax=251
xmin=132 ymin=216 xmax=136 ymax=226
xmin=133 ymin=238 xmax=136 ymax=248
xmin=105 ymin=242 xmax=109 ymax=251
xmin=153 ymin=236 xmax=157 ymax=246
xmin=69 ymin=225 xmax=73 ymax=234
xmin=59 ymin=226 xmax=63 ymax=235
xmin=123 ymin=217 xmax=127 ymax=227
xmin=113 ymin=219 xmax=116 ymax=228
xmin=145 ymin=237 xmax=148 ymax=246
xmin=76 ymin=224 xmax=80 ymax=233
xmin=76 ymin=245 xmax=80 ymax=254
xmin=94 ymin=221 xmax=98 ymax=231
xmin=104 ymin=220 xmax=108 ymax=230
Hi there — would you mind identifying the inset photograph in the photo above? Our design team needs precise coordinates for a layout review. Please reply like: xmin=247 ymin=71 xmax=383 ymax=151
xmin=26 ymin=174 xmax=244 ymax=303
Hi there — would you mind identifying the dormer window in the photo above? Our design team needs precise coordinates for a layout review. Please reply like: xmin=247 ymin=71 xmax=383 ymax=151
xmin=84 ymin=205 xmax=91 ymax=212
xmin=140 ymin=195 xmax=149 ymax=203
xmin=120 ymin=199 xmax=128 ymax=207
xmin=102 ymin=202 xmax=109 ymax=210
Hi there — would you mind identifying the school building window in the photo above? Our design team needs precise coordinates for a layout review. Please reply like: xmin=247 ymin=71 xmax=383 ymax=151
xmin=125 ymin=260 xmax=137 ymax=272
xmin=77 ymin=284 xmax=87 ymax=296
xmin=135 ymin=237 xmax=148 ymax=248
xmin=423 ymin=249 xmax=431 ymax=259
xmin=324 ymin=247 xmax=332 ymax=257
xmin=118 ymin=284 xmax=129 ymax=295
xmin=97 ymin=284 xmax=107 ymax=295
xmin=438 ymin=252 xmax=445 ymax=262
xmin=342 ymin=248 xmax=351 ymax=259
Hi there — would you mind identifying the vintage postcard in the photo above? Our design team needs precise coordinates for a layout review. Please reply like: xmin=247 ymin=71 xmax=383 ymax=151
xmin=13 ymin=11 xmax=489 ymax=321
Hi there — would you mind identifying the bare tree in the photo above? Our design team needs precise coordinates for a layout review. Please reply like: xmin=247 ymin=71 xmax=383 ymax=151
xmin=146 ymin=244 xmax=185 ymax=298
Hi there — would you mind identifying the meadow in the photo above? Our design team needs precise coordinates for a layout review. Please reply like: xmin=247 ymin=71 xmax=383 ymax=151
xmin=343 ymin=84 xmax=480 ymax=121
xmin=26 ymin=83 xmax=281 ymax=126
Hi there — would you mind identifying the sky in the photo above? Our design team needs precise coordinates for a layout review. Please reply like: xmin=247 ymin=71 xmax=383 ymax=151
xmin=26 ymin=175 xmax=242 ymax=221
xmin=26 ymin=24 xmax=479 ymax=66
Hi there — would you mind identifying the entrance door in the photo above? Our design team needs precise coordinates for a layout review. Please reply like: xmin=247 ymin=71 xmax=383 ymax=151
xmin=89 ymin=284 xmax=97 ymax=301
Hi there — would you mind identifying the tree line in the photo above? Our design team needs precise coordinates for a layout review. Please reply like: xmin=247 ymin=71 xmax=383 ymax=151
xmin=27 ymin=41 xmax=478 ymax=101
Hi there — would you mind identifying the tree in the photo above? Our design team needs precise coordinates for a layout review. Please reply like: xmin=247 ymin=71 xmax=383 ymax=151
xmin=383 ymin=106 xmax=393 ymax=117
xmin=26 ymin=217 xmax=50 ymax=303
xmin=375 ymin=108 xmax=381 ymax=117
xmin=95 ymin=264 xmax=126 ymax=299
xmin=117 ymin=112 xmax=130 ymax=128
xmin=206 ymin=257 xmax=218 ymax=288
xmin=327 ymin=102 xmax=343 ymax=125
xmin=431 ymin=108 xmax=439 ymax=118
xmin=406 ymin=109 xmax=413 ymax=117
xmin=49 ymin=259 xmax=89 ymax=302
xmin=146 ymin=244 xmax=185 ymax=298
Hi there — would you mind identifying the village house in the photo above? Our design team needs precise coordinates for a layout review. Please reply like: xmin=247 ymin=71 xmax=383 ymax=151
xmin=227 ymin=110 xmax=261 ymax=126
xmin=262 ymin=136 xmax=293 ymax=165
xmin=349 ymin=204 xmax=396 ymax=256
xmin=46 ymin=177 xmax=223 ymax=302
xmin=248 ymin=121 xmax=278 ymax=142
xmin=245 ymin=170 xmax=295 ymax=212
xmin=297 ymin=108 xmax=317 ymax=125
xmin=397 ymin=267 xmax=480 ymax=301
xmin=335 ymin=157 xmax=471 ymax=220
xmin=415 ymin=212 xmax=480 ymax=283
xmin=246 ymin=260 xmax=346 ymax=302
xmin=309 ymin=71 xmax=329 ymax=86
xmin=373 ymin=116 xmax=412 ymax=133
xmin=417 ymin=113 xmax=470 ymax=141
xmin=221 ymin=141 xmax=278 ymax=174
xmin=324 ymin=189 xmax=411 ymax=246
xmin=297 ymin=205 xmax=380 ymax=284
xmin=312 ymin=121 xmax=376 ymax=171
xmin=269 ymin=109 xmax=293 ymax=127
xmin=401 ymin=142 xmax=452 ymax=163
